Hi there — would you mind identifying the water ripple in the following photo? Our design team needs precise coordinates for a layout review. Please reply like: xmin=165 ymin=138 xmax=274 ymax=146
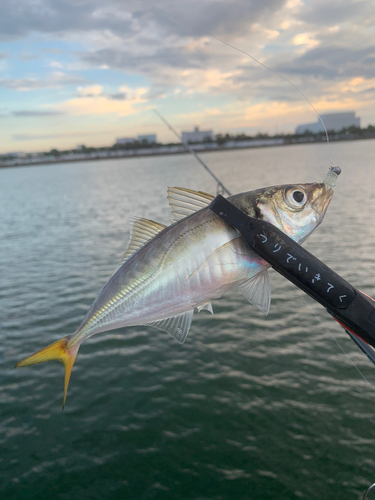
xmin=2 ymin=143 xmax=375 ymax=500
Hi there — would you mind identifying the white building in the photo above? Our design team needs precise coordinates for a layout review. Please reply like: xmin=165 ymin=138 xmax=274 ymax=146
xmin=116 ymin=137 xmax=135 ymax=145
xmin=181 ymin=126 xmax=213 ymax=144
xmin=295 ymin=112 xmax=360 ymax=134
xmin=138 ymin=134 xmax=157 ymax=143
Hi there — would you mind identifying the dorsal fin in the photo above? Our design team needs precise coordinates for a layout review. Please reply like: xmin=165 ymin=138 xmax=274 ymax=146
xmin=167 ymin=187 xmax=214 ymax=222
xmin=114 ymin=217 xmax=166 ymax=273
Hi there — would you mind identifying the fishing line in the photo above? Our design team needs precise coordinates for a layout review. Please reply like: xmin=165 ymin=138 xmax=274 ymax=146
xmin=316 ymin=315 xmax=375 ymax=499
xmin=141 ymin=4 xmax=374 ymax=492
xmin=147 ymin=3 xmax=365 ymax=384
xmin=322 ymin=320 xmax=375 ymax=392
xmin=363 ymin=482 xmax=375 ymax=500
xmin=142 ymin=1 xmax=331 ymax=158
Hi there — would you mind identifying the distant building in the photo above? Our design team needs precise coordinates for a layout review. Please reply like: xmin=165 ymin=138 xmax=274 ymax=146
xmin=181 ymin=126 xmax=213 ymax=144
xmin=7 ymin=151 xmax=26 ymax=158
xmin=76 ymin=144 xmax=86 ymax=150
xmin=295 ymin=112 xmax=360 ymax=134
xmin=138 ymin=134 xmax=157 ymax=144
xmin=116 ymin=137 xmax=135 ymax=145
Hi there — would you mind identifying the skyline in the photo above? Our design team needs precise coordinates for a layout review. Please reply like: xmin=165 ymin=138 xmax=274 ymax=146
xmin=0 ymin=0 xmax=374 ymax=153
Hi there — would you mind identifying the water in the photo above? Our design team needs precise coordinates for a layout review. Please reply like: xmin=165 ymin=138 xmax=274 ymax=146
xmin=1 ymin=140 xmax=375 ymax=500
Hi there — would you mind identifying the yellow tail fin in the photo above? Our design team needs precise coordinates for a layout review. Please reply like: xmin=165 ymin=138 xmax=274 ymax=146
xmin=15 ymin=336 xmax=79 ymax=409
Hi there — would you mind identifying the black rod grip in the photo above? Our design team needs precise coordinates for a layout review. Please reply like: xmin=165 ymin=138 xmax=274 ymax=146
xmin=209 ymin=195 xmax=375 ymax=349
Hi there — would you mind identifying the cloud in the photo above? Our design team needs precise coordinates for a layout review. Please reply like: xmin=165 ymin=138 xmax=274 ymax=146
xmin=56 ymin=85 xmax=148 ymax=116
xmin=79 ymin=45 xmax=211 ymax=74
xmin=61 ymin=0 xmax=371 ymax=111
xmin=12 ymin=133 xmax=62 ymax=141
xmin=1 ymin=0 xmax=289 ymax=40
xmin=49 ymin=60 xmax=63 ymax=68
xmin=274 ymin=44 xmax=375 ymax=80
xmin=2 ymin=1 xmax=373 ymax=100
xmin=11 ymin=129 xmax=116 ymax=142
xmin=204 ymin=108 xmax=222 ymax=116
xmin=108 ymin=92 xmax=126 ymax=100
xmin=143 ymin=0 xmax=288 ymax=38
xmin=75 ymin=85 xmax=127 ymax=101
xmin=297 ymin=0 xmax=375 ymax=26
xmin=0 ymin=72 xmax=86 ymax=91
xmin=42 ymin=48 xmax=65 ymax=54
xmin=76 ymin=85 xmax=103 ymax=97
xmin=292 ymin=33 xmax=319 ymax=51
xmin=0 ymin=0 xmax=135 ymax=41
xmin=17 ymin=51 xmax=39 ymax=61
xmin=12 ymin=110 xmax=65 ymax=117
xmin=1 ymin=0 xmax=375 ymax=151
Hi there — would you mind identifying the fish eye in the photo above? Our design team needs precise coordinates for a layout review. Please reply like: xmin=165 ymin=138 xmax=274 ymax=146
xmin=285 ymin=188 xmax=307 ymax=209
xmin=293 ymin=191 xmax=304 ymax=203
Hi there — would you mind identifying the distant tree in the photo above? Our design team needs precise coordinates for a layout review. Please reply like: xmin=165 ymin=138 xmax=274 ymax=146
xmin=234 ymin=133 xmax=252 ymax=141
xmin=217 ymin=133 xmax=234 ymax=144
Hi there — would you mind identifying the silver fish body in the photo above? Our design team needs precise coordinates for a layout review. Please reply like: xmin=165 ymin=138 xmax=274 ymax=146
xmin=16 ymin=167 xmax=340 ymax=407
xmin=76 ymin=208 xmax=262 ymax=339
xmin=70 ymin=174 xmax=338 ymax=347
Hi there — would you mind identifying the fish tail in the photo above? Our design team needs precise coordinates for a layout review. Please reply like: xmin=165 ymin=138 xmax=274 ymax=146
xmin=15 ymin=335 xmax=80 ymax=410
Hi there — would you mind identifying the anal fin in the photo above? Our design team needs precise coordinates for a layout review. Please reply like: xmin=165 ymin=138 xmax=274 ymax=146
xmin=196 ymin=301 xmax=213 ymax=314
xmin=147 ymin=310 xmax=194 ymax=344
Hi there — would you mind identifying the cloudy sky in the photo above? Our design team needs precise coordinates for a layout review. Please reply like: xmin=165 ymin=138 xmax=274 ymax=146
xmin=0 ymin=0 xmax=374 ymax=153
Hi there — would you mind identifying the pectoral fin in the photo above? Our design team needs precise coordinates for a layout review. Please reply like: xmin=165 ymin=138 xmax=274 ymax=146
xmin=188 ymin=237 xmax=246 ymax=280
xmin=238 ymin=270 xmax=271 ymax=315
xmin=147 ymin=310 xmax=194 ymax=344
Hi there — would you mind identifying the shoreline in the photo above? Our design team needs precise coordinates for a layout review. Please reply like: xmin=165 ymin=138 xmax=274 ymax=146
xmin=1 ymin=134 xmax=374 ymax=169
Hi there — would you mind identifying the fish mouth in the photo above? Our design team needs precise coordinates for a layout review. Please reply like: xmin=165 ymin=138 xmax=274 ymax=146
xmin=312 ymin=166 xmax=341 ymax=221
xmin=321 ymin=165 xmax=341 ymax=215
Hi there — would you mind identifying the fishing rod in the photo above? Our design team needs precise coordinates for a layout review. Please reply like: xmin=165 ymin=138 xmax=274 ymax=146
xmin=208 ymin=189 xmax=375 ymax=500
xmin=156 ymin=114 xmax=374 ymax=359
xmin=155 ymin=118 xmax=374 ymax=495
xmin=153 ymin=109 xmax=231 ymax=196
xmin=208 ymin=188 xmax=375 ymax=364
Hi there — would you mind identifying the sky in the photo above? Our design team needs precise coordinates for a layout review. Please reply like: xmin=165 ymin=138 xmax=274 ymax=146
xmin=0 ymin=0 xmax=374 ymax=153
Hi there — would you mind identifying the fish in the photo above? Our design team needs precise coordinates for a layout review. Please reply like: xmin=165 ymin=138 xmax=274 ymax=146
xmin=16 ymin=166 xmax=340 ymax=408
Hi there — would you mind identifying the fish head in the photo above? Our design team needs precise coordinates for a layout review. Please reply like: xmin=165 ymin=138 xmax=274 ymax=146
xmin=230 ymin=166 xmax=340 ymax=243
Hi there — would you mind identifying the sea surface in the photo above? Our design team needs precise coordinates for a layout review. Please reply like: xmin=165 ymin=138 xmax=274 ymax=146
xmin=1 ymin=140 xmax=375 ymax=500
